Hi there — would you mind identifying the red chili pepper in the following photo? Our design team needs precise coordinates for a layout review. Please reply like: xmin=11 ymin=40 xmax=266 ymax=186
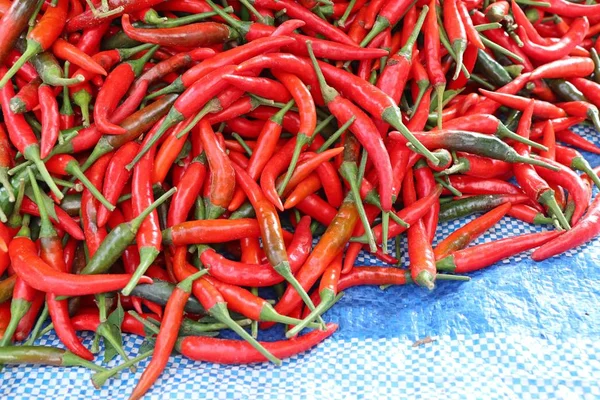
xmin=37 ymin=85 xmax=60 ymax=160
xmin=512 ymin=101 xmax=571 ymax=230
xmin=532 ymin=194 xmax=600 ymax=260
xmin=414 ymin=160 xmax=439 ymax=243
xmin=437 ymin=230 xmax=562 ymax=273
xmin=96 ymin=142 xmax=139 ymax=228
xmin=507 ymin=204 xmax=553 ymax=225
xmin=529 ymin=57 xmax=594 ymax=81
xmin=66 ymin=0 xmax=168 ymax=32
xmin=177 ymin=322 xmax=337 ymax=364
xmin=167 ymin=155 xmax=207 ymax=227
xmin=52 ymin=38 xmax=107 ymax=76
xmin=0 ymin=0 xmax=39 ymax=65
xmin=129 ymin=270 xmax=205 ymax=400
xmin=0 ymin=0 xmax=69 ymax=88
xmin=20 ymin=198 xmax=84 ymax=241
xmin=519 ymin=18 xmax=589 ymax=62
xmin=434 ymin=203 xmax=512 ymax=260
xmin=81 ymin=154 xmax=112 ymax=257
xmin=94 ymin=46 xmax=158 ymax=135
xmin=295 ymin=194 xmax=338 ymax=226
xmin=0 ymin=67 xmax=63 ymax=200
xmin=0 ymin=215 xmax=37 ymax=347
xmin=9 ymin=77 xmax=42 ymax=114
xmin=478 ymin=89 xmax=567 ymax=119
xmin=9 ymin=236 xmax=150 ymax=296
xmin=163 ymin=219 xmax=262 ymax=245
xmin=424 ymin=0 xmax=446 ymax=128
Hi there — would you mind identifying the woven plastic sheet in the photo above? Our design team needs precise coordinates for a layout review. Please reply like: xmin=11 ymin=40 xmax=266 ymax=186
xmin=2 ymin=126 xmax=600 ymax=399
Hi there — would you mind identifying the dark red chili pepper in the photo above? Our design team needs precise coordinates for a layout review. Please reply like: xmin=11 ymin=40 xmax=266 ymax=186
xmin=0 ymin=0 xmax=38 ymax=65
xmin=94 ymin=46 xmax=158 ymax=135
xmin=122 ymin=14 xmax=236 ymax=48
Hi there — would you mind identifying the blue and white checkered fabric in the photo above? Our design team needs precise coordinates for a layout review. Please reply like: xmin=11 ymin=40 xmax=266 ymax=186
xmin=2 ymin=126 xmax=600 ymax=399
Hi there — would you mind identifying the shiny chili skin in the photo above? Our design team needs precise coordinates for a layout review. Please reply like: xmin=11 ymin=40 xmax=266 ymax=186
xmin=122 ymin=14 xmax=235 ymax=47
xmin=20 ymin=198 xmax=84 ymax=241
xmin=9 ymin=78 xmax=41 ymax=114
xmin=0 ymin=0 xmax=38 ymax=64
xmin=51 ymin=39 xmax=107 ymax=76
xmin=178 ymin=323 xmax=337 ymax=364
xmin=96 ymin=142 xmax=139 ymax=228
xmin=168 ymin=155 xmax=207 ymax=227
xmin=478 ymin=89 xmax=567 ymax=119
xmin=10 ymin=237 xmax=149 ymax=296
xmin=163 ymin=219 xmax=261 ymax=245
xmin=529 ymin=57 xmax=595 ymax=81
xmin=66 ymin=0 xmax=169 ymax=32
xmin=38 ymin=85 xmax=60 ymax=160
xmin=437 ymin=231 xmax=562 ymax=273
xmin=414 ymin=161 xmax=439 ymax=243
xmin=518 ymin=17 xmax=589 ymax=62
xmin=434 ymin=203 xmax=512 ymax=260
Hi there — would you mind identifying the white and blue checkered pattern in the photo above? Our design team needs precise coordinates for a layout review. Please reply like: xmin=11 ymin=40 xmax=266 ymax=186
xmin=2 ymin=125 xmax=600 ymax=399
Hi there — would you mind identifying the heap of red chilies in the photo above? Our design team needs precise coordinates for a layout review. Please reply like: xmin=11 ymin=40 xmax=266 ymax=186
xmin=0 ymin=0 xmax=600 ymax=396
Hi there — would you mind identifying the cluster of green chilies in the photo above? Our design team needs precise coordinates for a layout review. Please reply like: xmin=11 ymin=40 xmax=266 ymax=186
xmin=1 ymin=0 xmax=600 ymax=396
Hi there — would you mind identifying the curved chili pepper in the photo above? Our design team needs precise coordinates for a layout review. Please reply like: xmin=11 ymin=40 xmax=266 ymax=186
xmin=52 ymin=38 xmax=107 ymax=76
xmin=66 ymin=0 xmax=168 ymax=32
xmin=9 ymin=78 xmax=42 ymax=114
xmin=26 ymin=168 xmax=93 ymax=360
xmin=0 ymin=67 xmax=63 ymax=200
xmin=0 ymin=0 xmax=38 ymax=64
xmin=0 ymin=0 xmax=69 ymax=88
xmin=95 ymin=142 xmax=139 ymax=228
xmin=20 ymin=198 xmax=84 ymax=241
xmin=94 ymin=46 xmax=158 ymax=135
xmin=438 ymin=231 xmax=562 ymax=273
xmin=532 ymin=156 xmax=591 ymax=224
xmin=0 ymin=215 xmax=37 ymax=348
xmin=518 ymin=17 xmax=589 ymax=62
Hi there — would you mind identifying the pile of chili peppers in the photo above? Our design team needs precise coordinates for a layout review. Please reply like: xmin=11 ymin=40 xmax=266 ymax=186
xmin=1 ymin=0 xmax=600 ymax=396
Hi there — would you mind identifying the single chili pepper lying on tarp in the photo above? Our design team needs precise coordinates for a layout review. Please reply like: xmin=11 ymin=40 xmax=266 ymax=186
xmin=437 ymin=231 xmax=562 ymax=273
xmin=0 ymin=346 xmax=106 ymax=371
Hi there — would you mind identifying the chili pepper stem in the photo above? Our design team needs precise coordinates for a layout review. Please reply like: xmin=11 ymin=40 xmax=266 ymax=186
xmin=25 ymin=146 xmax=64 ymax=200
xmin=127 ymin=110 xmax=184 ymax=171
xmin=573 ymin=157 xmax=600 ymax=189
xmin=340 ymin=162 xmax=377 ymax=253
xmin=0 ymin=42 xmax=43 ymax=89
xmin=383 ymin=108 xmax=440 ymax=164
xmin=278 ymin=134 xmax=310 ymax=196
xmin=209 ymin=303 xmax=282 ymax=365
xmin=272 ymin=261 xmax=326 ymax=328
xmin=497 ymin=124 xmax=548 ymax=151
xmin=286 ymin=290 xmax=335 ymax=338
xmin=68 ymin=163 xmax=115 ymax=211
xmin=0 ymin=299 xmax=31 ymax=347
xmin=0 ymin=168 xmax=15 ymax=202
xmin=144 ymin=77 xmax=184 ymax=102
xmin=24 ymin=303 xmax=49 ymax=345
xmin=73 ymin=90 xmax=92 ymax=127
xmin=92 ymin=350 xmax=153 ymax=389
xmin=452 ymin=40 xmax=467 ymax=81
xmin=259 ymin=304 xmax=320 ymax=328
xmin=539 ymin=190 xmax=570 ymax=230
xmin=415 ymin=271 xmax=435 ymax=290
xmin=381 ymin=211 xmax=390 ymax=254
